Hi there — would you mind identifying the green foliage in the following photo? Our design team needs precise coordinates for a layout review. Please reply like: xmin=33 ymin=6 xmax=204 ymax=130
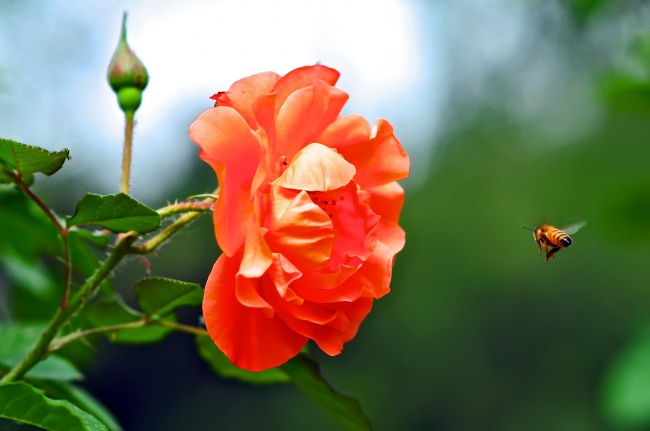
xmin=0 ymin=323 xmax=81 ymax=381
xmin=36 ymin=381 xmax=122 ymax=431
xmin=0 ymin=139 xmax=69 ymax=179
xmin=196 ymin=334 xmax=371 ymax=429
xmin=0 ymin=382 xmax=107 ymax=431
xmin=280 ymin=355 xmax=372 ymax=431
xmin=601 ymin=325 xmax=650 ymax=428
xmin=83 ymin=298 xmax=171 ymax=344
xmin=67 ymin=193 xmax=160 ymax=233
xmin=134 ymin=277 xmax=203 ymax=317
xmin=195 ymin=334 xmax=291 ymax=384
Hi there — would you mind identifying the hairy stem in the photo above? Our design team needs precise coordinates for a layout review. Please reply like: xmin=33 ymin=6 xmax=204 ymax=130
xmin=130 ymin=190 xmax=219 ymax=255
xmin=157 ymin=320 xmax=208 ymax=336
xmin=157 ymin=200 xmax=215 ymax=219
xmin=120 ymin=112 xmax=134 ymax=195
xmin=49 ymin=319 xmax=148 ymax=353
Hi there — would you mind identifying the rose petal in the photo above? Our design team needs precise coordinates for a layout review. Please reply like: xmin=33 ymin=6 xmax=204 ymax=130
xmin=272 ymin=64 xmax=340 ymax=112
xmin=275 ymin=80 xmax=349 ymax=161
xmin=272 ymin=143 xmax=355 ymax=192
xmin=203 ymin=253 xmax=307 ymax=371
xmin=367 ymin=182 xmax=405 ymax=226
xmin=264 ymin=186 xmax=334 ymax=272
xmin=293 ymin=240 xmax=395 ymax=304
xmin=326 ymin=185 xmax=380 ymax=268
xmin=189 ymin=107 xmax=262 ymax=256
xmin=337 ymin=119 xmax=410 ymax=189
xmin=367 ymin=182 xmax=406 ymax=254
xmin=315 ymin=114 xmax=372 ymax=151
xmin=211 ymin=71 xmax=280 ymax=129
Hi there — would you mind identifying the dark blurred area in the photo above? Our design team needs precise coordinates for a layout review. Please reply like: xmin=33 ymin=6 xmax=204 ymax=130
xmin=2 ymin=1 xmax=650 ymax=430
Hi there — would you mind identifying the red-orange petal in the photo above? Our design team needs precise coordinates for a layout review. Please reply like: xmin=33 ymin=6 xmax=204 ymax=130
xmin=367 ymin=182 xmax=405 ymax=226
xmin=189 ymin=107 xmax=262 ymax=256
xmin=203 ymin=253 xmax=307 ymax=371
xmin=337 ymin=119 xmax=410 ymax=189
xmin=262 ymin=288 xmax=346 ymax=356
xmin=264 ymin=186 xmax=334 ymax=272
xmin=292 ymin=238 xmax=396 ymax=304
xmin=272 ymin=143 xmax=355 ymax=192
xmin=314 ymin=114 xmax=372 ymax=151
xmin=211 ymin=71 xmax=280 ymax=129
xmin=275 ymin=80 xmax=349 ymax=162
xmin=327 ymin=185 xmax=380 ymax=269
xmin=272 ymin=65 xmax=340 ymax=113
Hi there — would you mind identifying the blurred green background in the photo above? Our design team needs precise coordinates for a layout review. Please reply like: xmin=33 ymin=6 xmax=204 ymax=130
xmin=2 ymin=0 xmax=650 ymax=430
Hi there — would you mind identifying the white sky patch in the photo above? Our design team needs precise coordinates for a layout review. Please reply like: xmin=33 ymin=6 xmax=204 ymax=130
xmin=125 ymin=0 xmax=422 ymax=129
xmin=0 ymin=0 xmax=436 ymax=200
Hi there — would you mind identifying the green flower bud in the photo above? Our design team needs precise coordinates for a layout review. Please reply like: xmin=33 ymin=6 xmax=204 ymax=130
xmin=107 ymin=12 xmax=148 ymax=114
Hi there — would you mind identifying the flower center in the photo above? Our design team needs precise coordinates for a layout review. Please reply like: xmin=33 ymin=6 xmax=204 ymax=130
xmin=307 ymin=191 xmax=345 ymax=219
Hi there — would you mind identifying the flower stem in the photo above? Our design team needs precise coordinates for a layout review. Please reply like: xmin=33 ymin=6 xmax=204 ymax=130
xmin=157 ymin=200 xmax=215 ymax=220
xmin=128 ymin=210 xmax=205 ymax=254
xmin=49 ymin=319 xmax=208 ymax=355
xmin=129 ymin=190 xmax=219 ymax=254
xmin=49 ymin=319 xmax=148 ymax=353
xmin=156 ymin=320 xmax=208 ymax=336
xmin=0 ymin=233 xmax=135 ymax=383
xmin=120 ymin=112 xmax=134 ymax=195
xmin=59 ymin=230 xmax=72 ymax=309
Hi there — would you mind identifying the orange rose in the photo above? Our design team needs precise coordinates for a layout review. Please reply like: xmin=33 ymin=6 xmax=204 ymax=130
xmin=189 ymin=65 xmax=409 ymax=371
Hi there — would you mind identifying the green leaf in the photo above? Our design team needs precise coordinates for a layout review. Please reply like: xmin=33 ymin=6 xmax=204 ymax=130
xmin=0 ymin=323 xmax=82 ymax=381
xmin=134 ymin=277 xmax=203 ymax=317
xmin=67 ymin=193 xmax=160 ymax=234
xmin=602 ymin=324 xmax=650 ymax=428
xmin=0 ymin=382 xmax=107 ymax=431
xmin=35 ymin=381 xmax=122 ymax=431
xmin=195 ymin=334 xmax=291 ymax=384
xmin=84 ymin=298 xmax=171 ymax=344
xmin=0 ymin=139 xmax=69 ymax=176
xmin=281 ymin=355 xmax=372 ymax=431
xmin=0 ymin=169 xmax=12 ymax=184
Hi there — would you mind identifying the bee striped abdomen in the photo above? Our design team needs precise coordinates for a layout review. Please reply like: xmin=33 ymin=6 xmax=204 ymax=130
xmin=550 ymin=230 xmax=572 ymax=247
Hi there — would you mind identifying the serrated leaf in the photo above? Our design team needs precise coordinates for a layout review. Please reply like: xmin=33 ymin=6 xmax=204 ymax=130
xmin=281 ymin=354 xmax=372 ymax=431
xmin=195 ymin=334 xmax=290 ymax=384
xmin=0 ymin=139 xmax=69 ymax=176
xmin=67 ymin=193 xmax=160 ymax=233
xmin=0 ymin=323 xmax=82 ymax=381
xmin=84 ymin=298 xmax=171 ymax=344
xmin=0 ymin=382 xmax=107 ymax=431
xmin=35 ymin=381 xmax=121 ymax=431
xmin=134 ymin=277 xmax=203 ymax=317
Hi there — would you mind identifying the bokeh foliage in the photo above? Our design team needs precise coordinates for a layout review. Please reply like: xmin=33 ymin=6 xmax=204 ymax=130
xmin=1 ymin=0 xmax=650 ymax=430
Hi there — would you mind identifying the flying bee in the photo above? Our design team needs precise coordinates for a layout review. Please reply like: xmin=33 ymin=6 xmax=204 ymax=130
xmin=523 ymin=221 xmax=586 ymax=263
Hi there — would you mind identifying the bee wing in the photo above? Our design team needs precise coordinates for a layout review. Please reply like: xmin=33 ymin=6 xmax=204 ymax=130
xmin=562 ymin=221 xmax=586 ymax=235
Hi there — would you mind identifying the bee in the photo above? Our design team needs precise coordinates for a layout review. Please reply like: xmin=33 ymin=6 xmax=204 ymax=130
xmin=524 ymin=222 xmax=586 ymax=263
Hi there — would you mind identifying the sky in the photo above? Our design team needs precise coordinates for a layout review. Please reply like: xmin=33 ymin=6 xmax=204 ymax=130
xmin=0 ymin=0 xmax=443 ymax=201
